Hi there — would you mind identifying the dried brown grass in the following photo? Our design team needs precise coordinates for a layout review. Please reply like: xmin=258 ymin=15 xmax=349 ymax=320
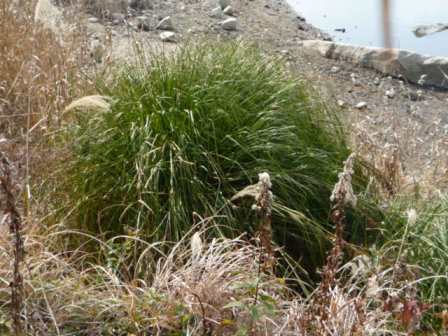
xmin=0 ymin=0 xmax=88 ymax=137
xmin=0 ymin=3 xmax=441 ymax=334
xmin=0 ymin=159 xmax=416 ymax=335
xmin=0 ymin=152 xmax=24 ymax=335
xmin=0 ymin=226 xmax=406 ymax=335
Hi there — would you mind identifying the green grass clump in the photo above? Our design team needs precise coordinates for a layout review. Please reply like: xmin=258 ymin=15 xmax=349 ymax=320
xmin=380 ymin=196 xmax=448 ymax=317
xmin=61 ymin=42 xmax=373 ymax=269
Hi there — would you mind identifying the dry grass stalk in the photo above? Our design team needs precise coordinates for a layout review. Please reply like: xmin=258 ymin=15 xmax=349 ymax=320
xmin=380 ymin=146 xmax=403 ymax=197
xmin=0 ymin=152 xmax=24 ymax=335
xmin=326 ymin=152 xmax=357 ymax=284
xmin=0 ymin=0 xmax=88 ymax=136
xmin=253 ymin=172 xmax=274 ymax=271
xmin=305 ymin=154 xmax=359 ymax=332
xmin=0 ymin=222 xmax=413 ymax=335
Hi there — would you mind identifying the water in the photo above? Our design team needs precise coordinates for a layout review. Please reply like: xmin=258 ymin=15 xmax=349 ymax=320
xmin=287 ymin=0 xmax=448 ymax=56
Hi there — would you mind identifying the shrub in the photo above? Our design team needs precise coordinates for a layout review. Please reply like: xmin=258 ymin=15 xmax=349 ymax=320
xmin=61 ymin=42 xmax=375 ymax=270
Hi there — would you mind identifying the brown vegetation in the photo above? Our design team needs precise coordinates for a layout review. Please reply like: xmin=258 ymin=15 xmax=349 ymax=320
xmin=0 ymin=1 xmax=446 ymax=335
xmin=0 ymin=0 xmax=87 ymax=136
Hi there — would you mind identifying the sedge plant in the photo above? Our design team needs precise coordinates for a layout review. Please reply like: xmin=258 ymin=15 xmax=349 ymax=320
xmin=59 ymin=41 xmax=378 ymax=271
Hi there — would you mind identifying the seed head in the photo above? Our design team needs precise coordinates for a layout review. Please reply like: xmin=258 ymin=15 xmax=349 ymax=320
xmin=406 ymin=208 xmax=418 ymax=226
xmin=330 ymin=153 xmax=357 ymax=208
xmin=190 ymin=232 xmax=203 ymax=262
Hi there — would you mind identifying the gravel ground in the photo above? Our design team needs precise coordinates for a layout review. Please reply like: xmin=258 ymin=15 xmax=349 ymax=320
xmin=81 ymin=0 xmax=448 ymax=194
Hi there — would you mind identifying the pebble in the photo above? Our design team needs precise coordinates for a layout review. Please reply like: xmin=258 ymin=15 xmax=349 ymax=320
xmin=111 ymin=13 xmax=125 ymax=22
xmin=373 ymin=77 xmax=380 ymax=85
xmin=223 ymin=5 xmax=233 ymax=16
xmin=418 ymin=74 xmax=428 ymax=86
xmin=220 ymin=17 xmax=237 ymax=31
xmin=385 ymin=88 xmax=395 ymax=99
xmin=88 ymin=17 xmax=99 ymax=23
xmin=355 ymin=102 xmax=368 ymax=109
xmin=350 ymin=73 xmax=360 ymax=86
xmin=330 ymin=66 xmax=340 ymax=74
xmin=156 ymin=16 xmax=174 ymax=30
xmin=159 ymin=31 xmax=176 ymax=42
xmin=407 ymin=90 xmax=424 ymax=102
xmin=136 ymin=16 xmax=150 ymax=31
xmin=129 ymin=0 xmax=153 ymax=10
xmin=218 ymin=0 xmax=230 ymax=9
xmin=210 ymin=6 xmax=223 ymax=18
xmin=337 ymin=99 xmax=346 ymax=107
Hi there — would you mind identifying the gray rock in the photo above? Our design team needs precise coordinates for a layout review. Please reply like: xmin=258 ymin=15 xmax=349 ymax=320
xmin=160 ymin=31 xmax=176 ymax=42
xmin=413 ymin=23 xmax=448 ymax=38
xmin=330 ymin=66 xmax=340 ymax=73
xmin=337 ymin=99 xmax=346 ymax=107
xmin=112 ymin=12 xmax=125 ymax=23
xmin=385 ymin=88 xmax=395 ymax=99
xmin=156 ymin=16 xmax=174 ymax=30
xmin=218 ymin=0 xmax=230 ymax=9
xmin=85 ymin=0 xmax=127 ymax=16
xmin=350 ymin=73 xmax=361 ymax=86
xmin=406 ymin=90 xmax=425 ymax=102
xmin=223 ymin=5 xmax=233 ymax=16
xmin=220 ymin=17 xmax=237 ymax=31
xmin=129 ymin=0 xmax=153 ymax=10
xmin=299 ymin=40 xmax=448 ymax=89
xmin=210 ymin=6 xmax=223 ymax=18
xmin=136 ymin=15 xmax=150 ymax=31
xmin=355 ymin=102 xmax=368 ymax=109
xmin=418 ymin=74 xmax=428 ymax=86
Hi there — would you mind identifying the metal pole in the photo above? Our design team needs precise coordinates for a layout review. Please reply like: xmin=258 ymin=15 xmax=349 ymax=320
xmin=382 ymin=0 xmax=393 ymax=48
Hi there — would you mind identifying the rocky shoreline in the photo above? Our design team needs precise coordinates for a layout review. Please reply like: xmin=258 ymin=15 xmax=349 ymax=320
xmin=37 ymin=0 xmax=448 ymax=192
xmin=300 ymin=40 xmax=448 ymax=90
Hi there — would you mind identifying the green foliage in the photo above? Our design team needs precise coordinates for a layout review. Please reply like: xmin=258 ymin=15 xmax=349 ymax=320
xmin=62 ymin=42 xmax=374 ymax=269
xmin=379 ymin=196 xmax=448 ymax=328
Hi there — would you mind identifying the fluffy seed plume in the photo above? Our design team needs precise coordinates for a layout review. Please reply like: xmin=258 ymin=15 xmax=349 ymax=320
xmin=254 ymin=172 xmax=273 ymax=215
xmin=254 ymin=172 xmax=274 ymax=269
xmin=406 ymin=208 xmax=418 ymax=226
xmin=190 ymin=231 xmax=203 ymax=263
xmin=63 ymin=95 xmax=112 ymax=115
xmin=330 ymin=153 xmax=357 ymax=208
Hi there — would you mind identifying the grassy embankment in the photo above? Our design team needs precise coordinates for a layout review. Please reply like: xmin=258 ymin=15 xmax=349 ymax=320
xmin=0 ymin=1 xmax=447 ymax=334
